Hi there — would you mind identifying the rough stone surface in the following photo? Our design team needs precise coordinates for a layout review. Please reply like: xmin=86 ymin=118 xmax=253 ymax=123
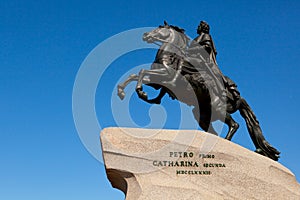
xmin=101 ymin=127 xmax=300 ymax=200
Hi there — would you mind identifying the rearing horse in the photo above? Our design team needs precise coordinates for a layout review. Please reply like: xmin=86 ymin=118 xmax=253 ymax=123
xmin=117 ymin=21 xmax=280 ymax=161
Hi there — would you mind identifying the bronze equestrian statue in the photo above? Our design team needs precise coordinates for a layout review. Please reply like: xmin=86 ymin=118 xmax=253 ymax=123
xmin=117 ymin=21 xmax=280 ymax=161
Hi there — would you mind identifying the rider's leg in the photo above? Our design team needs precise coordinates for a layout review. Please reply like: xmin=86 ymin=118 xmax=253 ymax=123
xmin=162 ymin=59 xmax=183 ymax=87
xmin=163 ymin=65 xmax=182 ymax=87
xmin=207 ymin=63 xmax=227 ymax=97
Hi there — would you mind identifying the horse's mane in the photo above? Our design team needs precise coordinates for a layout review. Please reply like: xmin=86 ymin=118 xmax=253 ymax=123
xmin=169 ymin=25 xmax=190 ymax=44
xmin=159 ymin=24 xmax=185 ymax=33
xmin=169 ymin=25 xmax=185 ymax=34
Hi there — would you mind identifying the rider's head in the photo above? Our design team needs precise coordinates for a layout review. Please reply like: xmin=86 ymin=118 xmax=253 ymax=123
xmin=197 ymin=21 xmax=210 ymax=34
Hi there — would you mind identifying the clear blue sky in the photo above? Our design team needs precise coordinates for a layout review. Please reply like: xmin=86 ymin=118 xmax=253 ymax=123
xmin=1 ymin=0 xmax=299 ymax=199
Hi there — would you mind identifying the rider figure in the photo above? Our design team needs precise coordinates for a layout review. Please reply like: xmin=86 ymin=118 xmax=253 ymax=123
xmin=189 ymin=21 xmax=228 ymax=97
xmin=190 ymin=21 xmax=218 ymax=65
xmin=167 ymin=21 xmax=240 ymax=102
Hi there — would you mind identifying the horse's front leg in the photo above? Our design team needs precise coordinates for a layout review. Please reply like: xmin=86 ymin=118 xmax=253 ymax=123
xmin=117 ymin=74 xmax=138 ymax=100
xmin=136 ymin=68 xmax=169 ymax=101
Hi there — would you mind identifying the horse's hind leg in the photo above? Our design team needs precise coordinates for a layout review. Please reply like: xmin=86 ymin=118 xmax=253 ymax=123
xmin=192 ymin=107 xmax=218 ymax=136
xmin=208 ymin=123 xmax=218 ymax=136
xmin=117 ymin=74 xmax=138 ymax=100
xmin=224 ymin=113 xmax=239 ymax=141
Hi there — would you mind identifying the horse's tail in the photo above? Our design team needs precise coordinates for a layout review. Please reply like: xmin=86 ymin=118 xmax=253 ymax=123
xmin=238 ymin=98 xmax=280 ymax=161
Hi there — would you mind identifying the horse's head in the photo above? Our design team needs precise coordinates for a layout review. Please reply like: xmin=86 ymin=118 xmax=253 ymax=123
xmin=143 ymin=21 xmax=172 ymax=43
xmin=143 ymin=21 xmax=189 ymax=49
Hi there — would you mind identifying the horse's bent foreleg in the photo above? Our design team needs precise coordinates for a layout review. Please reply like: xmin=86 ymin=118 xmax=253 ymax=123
xmin=136 ymin=68 xmax=169 ymax=101
xmin=117 ymin=74 xmax=139 ymax=100
xmin=119 ymin=74 xmax=139 ymax=89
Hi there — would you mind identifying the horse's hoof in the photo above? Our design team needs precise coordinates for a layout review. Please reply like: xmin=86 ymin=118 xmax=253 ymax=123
xmin=135 ymin=86 xmax=143 ymax=92
xmin=141 ymin=93 xmax=148 ymax=100
xmin=117 ymin=87 xmax=125 ymax=100
xmin=138 ymin=91 xmax=148 ymax=100
xmin=118 ymin=91 xmax=125 ymax=100
xmin=255 ymin=148 xmax=263 ymax=155
xmin=225 ymin=136 xmax=232 ymax=141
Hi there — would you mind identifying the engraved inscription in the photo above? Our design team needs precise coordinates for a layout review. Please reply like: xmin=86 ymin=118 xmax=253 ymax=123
xmin=152 ymin=151 xmax=227 ymax=175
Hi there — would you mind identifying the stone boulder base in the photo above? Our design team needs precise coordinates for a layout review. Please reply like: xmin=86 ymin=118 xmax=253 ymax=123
xmin=101 ymin=127 xmax=300 ymax=200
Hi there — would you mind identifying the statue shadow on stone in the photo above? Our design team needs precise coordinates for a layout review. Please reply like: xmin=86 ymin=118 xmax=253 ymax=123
xmin=117 ymin=21 xmax=280 ymax=161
